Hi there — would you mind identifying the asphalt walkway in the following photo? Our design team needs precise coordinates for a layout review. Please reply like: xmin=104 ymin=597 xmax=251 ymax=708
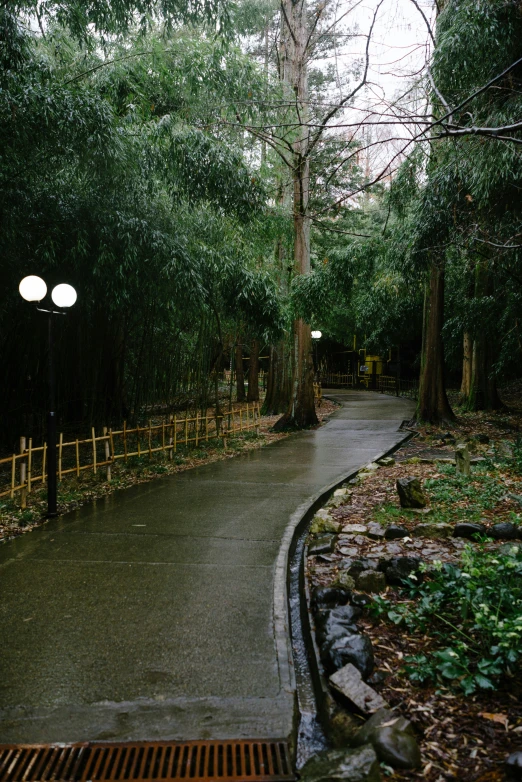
xmin=0 ymin=391 xmax=414 ymax=744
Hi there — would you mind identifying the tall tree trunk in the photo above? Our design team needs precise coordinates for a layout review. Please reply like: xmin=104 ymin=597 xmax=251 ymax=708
xmin=460 ymin=332 xmax=472 ymax=399
xmin=262 ymin=342 xmax=292 ymax=415
xmin=235 ymin=343 xmax=246 ymax=402
xmin=247 ymin=339 xmax=260 ymax=402
xmin=417 ymin=260 xmax=455 ymax=423
xmin=465 ymin=261 xmax=503 ymax=411
xmin=276 ymin=0 xmax=318 ymax=429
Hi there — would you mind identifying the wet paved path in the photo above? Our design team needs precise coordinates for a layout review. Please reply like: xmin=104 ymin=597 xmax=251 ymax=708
xmin=0 ymin=391 xmax=414 ymax=744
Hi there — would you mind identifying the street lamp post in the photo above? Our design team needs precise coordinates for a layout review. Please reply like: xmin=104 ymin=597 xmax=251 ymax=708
xmin=19 ymin=276 xmax=77 ymax=517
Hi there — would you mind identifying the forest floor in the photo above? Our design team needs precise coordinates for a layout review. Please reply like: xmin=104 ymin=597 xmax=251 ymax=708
xmin=307 ymin=383 xmax=522 ymax=782
xmin=0 ymin=396 xmax=339 ymax=542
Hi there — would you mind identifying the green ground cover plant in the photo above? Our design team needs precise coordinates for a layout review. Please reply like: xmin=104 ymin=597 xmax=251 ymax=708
xmin=373 ymin=542 xmax=522 ymax=694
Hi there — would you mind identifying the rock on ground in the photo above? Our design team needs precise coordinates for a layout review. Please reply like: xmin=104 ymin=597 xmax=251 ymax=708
xmin=300 ymin=746 xmax=382 ymax=782
xmin=329 ymin=663 xmax=387 ymax=714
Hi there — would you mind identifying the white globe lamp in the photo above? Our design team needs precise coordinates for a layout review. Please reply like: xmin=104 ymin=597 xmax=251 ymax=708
xmin=311 ymin=330 xmax=322 ymax=339
xmin=19 ymin=275 xmax=47 ymax=302
xmin=51 ymin=283 xmax=77 ymax=308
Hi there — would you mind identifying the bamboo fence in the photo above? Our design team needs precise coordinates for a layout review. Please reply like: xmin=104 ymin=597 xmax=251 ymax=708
xmin=0 ymin=403 xmax=260 ymax=508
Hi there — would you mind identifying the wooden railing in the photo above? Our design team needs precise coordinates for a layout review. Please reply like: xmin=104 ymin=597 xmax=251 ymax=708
xmin=320 ymin=372 xmax=354 ymax=388
xmin=0 ymin=404 xmax=260 ymax=507
xmin=378 ymin=375 xmax=418 ymax=399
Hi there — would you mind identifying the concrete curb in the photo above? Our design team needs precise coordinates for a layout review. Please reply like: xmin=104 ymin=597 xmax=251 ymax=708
xmin=272 ymin=415 xmax=414 ymax=750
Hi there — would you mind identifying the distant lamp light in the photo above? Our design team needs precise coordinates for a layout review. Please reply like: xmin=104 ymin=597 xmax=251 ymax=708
xmin=51 ymin=283 xmax=77 ymax=308
xmin=311 ymin=330 xmax=322 ymax=339
xmin=19 ymin=275 xmax=47 ymax=302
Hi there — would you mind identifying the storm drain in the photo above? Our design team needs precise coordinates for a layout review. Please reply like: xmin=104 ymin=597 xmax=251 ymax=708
xmin=0 ymin=741 xmax=294 ymax=782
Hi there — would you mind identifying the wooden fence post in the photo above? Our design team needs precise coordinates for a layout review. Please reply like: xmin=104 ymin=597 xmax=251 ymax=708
xmin=185 ymin=412 xmax=188 ymax=446
xmin=148 ymin=420 xmax=152 ymax=459
xmin=103 ymin=426 xmax=111 ymax=482
xmin=10 ymin=454 xmax=15 ymax=499
xmin=19 ymin=437 xmax=27 ymax=509
xmin=123 ymin=421 xmax=128 ymax=462
xmin=42 ymin=443 xmax=47 ymax=485
xmin=75 ymin=439 xmax=80 ymax=477
xmin=92 ymin=427 xmax=97 ymax=474
xmin=58 ymin=432 xmax=63 ymax=481
xmin=27 ymin=438 xmax=33 ymax=494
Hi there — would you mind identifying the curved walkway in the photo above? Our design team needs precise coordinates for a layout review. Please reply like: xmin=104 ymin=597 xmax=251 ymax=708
xmin=0 ymin=391 xmax=414 ymax=745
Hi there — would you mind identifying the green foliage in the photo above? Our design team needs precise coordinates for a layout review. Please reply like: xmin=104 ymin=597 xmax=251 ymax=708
xmin=374 ymin=543 xmax=522 ymax=693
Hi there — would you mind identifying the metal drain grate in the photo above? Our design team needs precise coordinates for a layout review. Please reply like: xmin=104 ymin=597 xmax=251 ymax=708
xmin=0 ymin=740 xmax=294 ymax=782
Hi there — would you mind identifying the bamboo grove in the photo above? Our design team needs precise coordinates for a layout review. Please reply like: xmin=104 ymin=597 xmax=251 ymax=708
xmin=2 ymin=0 xmax=522 ymax=451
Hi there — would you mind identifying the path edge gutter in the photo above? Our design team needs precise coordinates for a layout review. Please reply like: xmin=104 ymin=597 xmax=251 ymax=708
xmin=273 ymin=421 xmax=414 ymax=753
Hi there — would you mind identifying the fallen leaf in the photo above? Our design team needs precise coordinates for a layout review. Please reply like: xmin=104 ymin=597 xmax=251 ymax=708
xmin=479 ymin=712 xmax=509 ymax=729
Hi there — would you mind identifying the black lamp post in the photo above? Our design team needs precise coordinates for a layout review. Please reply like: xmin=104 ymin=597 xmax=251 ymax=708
xmin=19 ymin=276 xmax=77 ymax=518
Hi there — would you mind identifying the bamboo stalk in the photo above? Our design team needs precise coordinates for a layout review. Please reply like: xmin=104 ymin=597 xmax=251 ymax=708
xmin=148 ymin=420 xmax=152 ymax=458
xmin=58 ymin=432 xmax=63 ymax=481
xmin=195 ymin=412 xmax=199 ymax=447
xmin=137 ymin=425 xmax=141 ymax=457
xmin=75 ymin=440 xmax=80 ymax=477
xmin=185 ymin=412 xmax=188 ymax=446
xmin=19 ymin=437 xmax=27 ymax=509
xmin=123 ymin=421 xmax=128 ymax=462
xmin=103 ymin=426 xmax=111 ymax=482
xmin=174 ymin=415 xmax=177 ymax=453
xmin=92 ymin=427 xmax=97 ymax=474
xmin=27 ymin=438 xmax=32 ymax=493
xmin=205 ymin=413 xmax=209 ymax=442
xmin=162 ymin=421 xmax=166 ymax=454
xmin=42 ymin=443 xmax=46 ymax=485
xmin=10 ymin=454 xmax=15 ymax=499
xmin=110 ymin=429 xmax=115 ymax=469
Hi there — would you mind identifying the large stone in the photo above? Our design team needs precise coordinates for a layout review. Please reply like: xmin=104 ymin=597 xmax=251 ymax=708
xmin=345 ymin=558 xmax=379 ymax=578
xmin=381 ymin=557 xmax=422 ymax=586
xmin=411 ymin=522 xmax=453 ymax=539
xmin=342 ymin=524 xmax=368 ymax=534
xmin=489 ymin=522 xmax=518 ymax=540
xmin=311 ymin=515 xmax=340 ymax=535
xmin=453 ymin=522 xmax=485 ymax=539
xmin=334 ymin=488 xmax=353 ymax=498
xmin=334 ymin=572 xmax=356 ymax=591
xmin=311 ymin=586 xmax=351 ymax=611
xmin=322 ymin=632 xmax=375 ymax=679
xmin=315 ymin=605 xmax=362 ymax=646
xmin=329 ymin=663 xmax=388 ymax=714
xmin=377 ymin=457 xmax=395 ymax=466
xmin=384 ymin=525 xmax=409 ymax=540
xmin=396 ymin=477 xmax=427 ymax=509
xmin=505 ymin=751 xmax=522 ymax=781
xmin=309 ymin=535 xmax=337 ymax=555
xmin=353 ymin=709 xmax=421 ymax=770
xmin=300 ymin=746 xmax=381 ymax=782
xmin=455 ymin=443 xmax=471 ymax=476
xmin=366 ymin=523 xmax=385 ymax=540
xmin=356 ymin=571 xmax=386 ymax=594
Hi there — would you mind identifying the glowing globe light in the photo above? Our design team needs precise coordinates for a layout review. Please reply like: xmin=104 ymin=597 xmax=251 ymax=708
xmin=311 ymin=330 xmax=322 ymax=339
xmin=51 ymin=284 xmax=77 ymax=308
xmin=19 ymin=275 xmax=47 ymax=302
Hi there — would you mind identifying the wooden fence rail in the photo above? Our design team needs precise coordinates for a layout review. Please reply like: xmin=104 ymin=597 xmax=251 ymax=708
xmin=378 ymin=375 xmax=419 ymax=399
xmin=0 ymin=403 xmax=260 ymax=507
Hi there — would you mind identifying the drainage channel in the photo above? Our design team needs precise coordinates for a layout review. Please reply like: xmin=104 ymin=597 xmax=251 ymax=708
xmin=0 ymin=741 xmax=294 ymax=782
xmin=288 ymin=526 xmax=328 ymax=770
